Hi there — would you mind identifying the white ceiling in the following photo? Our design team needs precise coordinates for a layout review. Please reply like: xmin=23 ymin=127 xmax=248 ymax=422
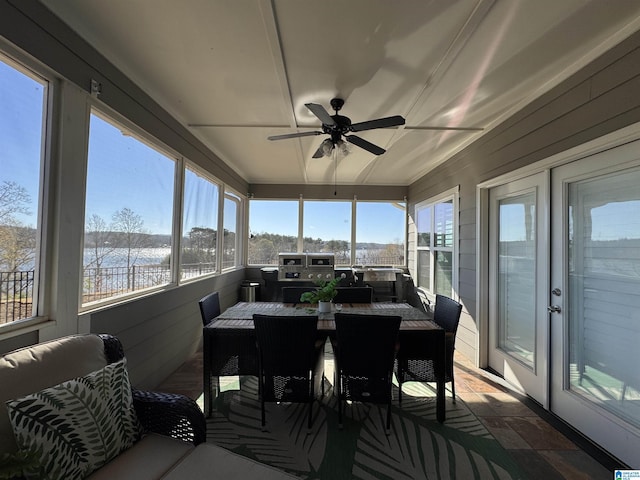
xmin=41 ymin=0 xmax=640 ymax=186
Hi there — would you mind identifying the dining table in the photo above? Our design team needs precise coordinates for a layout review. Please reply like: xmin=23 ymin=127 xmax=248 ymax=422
xmin=203 ymin=301 xmax=446 ymax=422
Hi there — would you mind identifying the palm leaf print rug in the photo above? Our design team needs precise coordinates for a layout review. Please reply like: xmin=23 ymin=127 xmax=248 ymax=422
xmin=206 ymin=377 xmax=527 ymax=480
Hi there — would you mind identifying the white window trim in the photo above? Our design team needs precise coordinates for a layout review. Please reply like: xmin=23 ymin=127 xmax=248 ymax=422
xmin=0 ymin=47 xmax=55 ymax=337
xmin=414 ymin=185 xmax=459 ymax=303
xmin=221 ymin=187 xmax=244 ymax=271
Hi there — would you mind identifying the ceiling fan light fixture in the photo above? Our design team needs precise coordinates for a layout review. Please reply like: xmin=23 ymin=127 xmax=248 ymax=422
xmin=321 ymin=138 xmax=334 ymax=156
xmin=336 ymin=139 xmax=350 ymax=157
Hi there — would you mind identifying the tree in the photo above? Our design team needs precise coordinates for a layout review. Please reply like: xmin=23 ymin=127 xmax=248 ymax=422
xmin=84 ymin=214 xmax=115 ymax=270
xmin=0 ymin=181 xmax=30 ymax=225
xmin=0 ymin=181 xmax=34 ymax=272
xmin=187 ymin=227 xmax=216 ymax=261
xmin=111 ymin=207 xmax=149 ymax=288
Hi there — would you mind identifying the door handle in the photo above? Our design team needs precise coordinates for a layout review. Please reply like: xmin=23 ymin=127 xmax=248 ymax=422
xmin=547 ymin=305 xmax=561 ymax=313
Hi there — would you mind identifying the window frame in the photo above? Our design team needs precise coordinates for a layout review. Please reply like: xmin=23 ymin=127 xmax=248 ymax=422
xmin=81 ymin=106 xmax=180 ymax=308
xmin=180 ymin=160 xmax=221 ymax=280
xmin=221 ymin=187 xmax=243 ymax=271
xmin=0 ymin=49 xmax=54 ymax=334
xmin=414 ymin=186 xmax=459 ymax=302
xmin=247 ymin=197 xmax=407 ymax=267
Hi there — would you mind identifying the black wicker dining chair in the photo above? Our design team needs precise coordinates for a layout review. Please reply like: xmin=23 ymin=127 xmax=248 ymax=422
xmin=395 ymin=294 xmax=462 ymax=403
xmin=333 ymin=286 xmax=374 ymax=304
xmin=198 ymin=291 xmax=221 ymax=326
xmin=333 ymin=313 xmax=401 ymax=433
xmin=253 ymin=314 xmax=325 ymax=430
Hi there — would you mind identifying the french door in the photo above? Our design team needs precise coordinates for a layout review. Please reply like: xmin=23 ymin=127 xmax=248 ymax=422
xmin=487 ymin=139 xmax=640 ymax=466
xmin=488 ymin=172 xmax=549 ymax=406
xmin=550 ymin=142 xmax=640 ymax=468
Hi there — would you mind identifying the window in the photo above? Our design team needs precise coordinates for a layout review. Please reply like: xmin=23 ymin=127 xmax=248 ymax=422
xmin=83 ymin=111 xmax=176 ymax=305
xmin=415 ymin=188 xmax=458 ymax=298
xmin=303 ymin=201 xmax=351 ymax=265
xmin=355 ymin=201 xmax=405 ymax=266
xmin=181 ymin=165 xmax=219 ymax=279
xmin=0 ymin=56 xmax=47 ymax=326
xmin=222 ymin=191 xmax=240 ymax=269
xmin=248 ymin=200 xmax=299 ymax=264
xmin=248 ymin=198 xmax=406 ymax=266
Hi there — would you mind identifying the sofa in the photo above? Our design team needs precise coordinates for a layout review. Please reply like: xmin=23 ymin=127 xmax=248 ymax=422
xmin=0 ymin=334 xmax=298 ymax=480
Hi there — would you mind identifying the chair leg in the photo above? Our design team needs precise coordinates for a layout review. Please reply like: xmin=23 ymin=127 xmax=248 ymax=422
xmin=451 ymin=379 xmax=456 ymax=404
xmin=337 ymin=376 xmax=343 ymax=429
xmin=398 ymin=377 xmax=403 ymax=405
xmin=385 ymin=400 xmax=392 ymax=435
xmin=261 ymin=397 xmax=266 ymax=431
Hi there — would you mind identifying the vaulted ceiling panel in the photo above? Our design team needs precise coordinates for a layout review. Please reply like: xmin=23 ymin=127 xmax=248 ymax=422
xmin=41 ymin=0 xmax=640 ymax=186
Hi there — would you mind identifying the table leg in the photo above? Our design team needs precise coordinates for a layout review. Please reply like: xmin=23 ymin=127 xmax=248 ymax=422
xmin=436 ymin=331 xmax=446 ymax=423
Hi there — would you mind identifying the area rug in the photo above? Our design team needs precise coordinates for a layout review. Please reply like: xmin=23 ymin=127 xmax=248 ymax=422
xmin=205 ymin=376 xmax=527 ymax=480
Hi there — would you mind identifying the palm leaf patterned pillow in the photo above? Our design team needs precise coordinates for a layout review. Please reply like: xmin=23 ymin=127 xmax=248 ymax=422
xmin=6 ymin=359 xmax=141 ymax=480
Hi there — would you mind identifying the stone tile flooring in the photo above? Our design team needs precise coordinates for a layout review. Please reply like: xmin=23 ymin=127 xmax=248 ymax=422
xmin=157 ymin=349 xmax=618 ymax=479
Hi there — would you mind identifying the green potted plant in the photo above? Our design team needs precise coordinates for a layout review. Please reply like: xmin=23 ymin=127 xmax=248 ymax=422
xmin=300 ymin=276 xmax=342 ymax=312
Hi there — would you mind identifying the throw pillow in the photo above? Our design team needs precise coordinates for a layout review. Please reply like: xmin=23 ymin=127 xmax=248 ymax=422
xmin=6 ymin=359 xmax=141 ymax=480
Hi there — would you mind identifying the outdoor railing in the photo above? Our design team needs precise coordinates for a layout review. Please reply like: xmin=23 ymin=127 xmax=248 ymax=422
xmin=2 ymin=255 xmax=404 ymax=323
xmin=0 ymin=270 xmax=34 ymax=325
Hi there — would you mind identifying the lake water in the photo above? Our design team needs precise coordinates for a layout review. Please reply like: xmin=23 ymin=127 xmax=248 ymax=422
xmin=83 ymin=247 xmax=172 ymax=268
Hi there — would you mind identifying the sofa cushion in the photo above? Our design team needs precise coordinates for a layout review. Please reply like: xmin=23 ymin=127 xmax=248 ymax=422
xmin=161 ymin=443 xmax=300 ymax=480
xmin=0 ymin=334 xmax=107 ymax=453
xmin=6 ymin=359 xmax=140 ymax=480
xmin=86 ymin=434 xmax=193 ymax=480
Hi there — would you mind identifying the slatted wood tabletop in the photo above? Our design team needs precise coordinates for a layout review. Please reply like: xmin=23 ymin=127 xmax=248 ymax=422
xmin=210 ymin=302 xmax=438 ymax=330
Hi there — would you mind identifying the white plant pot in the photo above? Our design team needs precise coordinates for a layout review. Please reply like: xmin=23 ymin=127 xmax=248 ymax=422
xmin=317 ymin=301 xmax=332 ymax=313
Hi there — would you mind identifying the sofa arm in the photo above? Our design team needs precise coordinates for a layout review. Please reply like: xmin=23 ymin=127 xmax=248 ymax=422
xmin=132 ymin=389 xmax=206 ymax=446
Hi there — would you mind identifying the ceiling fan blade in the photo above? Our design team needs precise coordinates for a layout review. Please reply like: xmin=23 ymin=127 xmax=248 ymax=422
xmin=350 ymin=115 xmax=405 ymax=132
xmin=312 ymin=144 xmax=325 ymax=158
xmin=346 ymin=135 xmax=386 ymax=155
xmin=404 ymin=125 xmax=484 ymax=131
xmin=268 ymin=131 xmax=322 ymax=140
xmin=305 ymin=103 xmax=336 ymax=126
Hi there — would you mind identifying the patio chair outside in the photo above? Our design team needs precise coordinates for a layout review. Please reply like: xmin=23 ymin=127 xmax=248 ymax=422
xmin=281 ymin=286 xmax=316 ymax=303
xmin=333 ymin=312 xmax=401 ymax=433
xmin=395 ymin=294 xmax=462 ymax=403
xmin=199 ymin=291 xmax=221 ymax=326
xmin=253 ymin=314 xmax=325 ymax=430
xmin=333 ymin=286 xmax=373 ymax=304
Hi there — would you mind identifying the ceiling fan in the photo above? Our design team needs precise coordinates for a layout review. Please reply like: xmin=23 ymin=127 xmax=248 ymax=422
xmin=267 ymin=98 xmax=405 ymax=158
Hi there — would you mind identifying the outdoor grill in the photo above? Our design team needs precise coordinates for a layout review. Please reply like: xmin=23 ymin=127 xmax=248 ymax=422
xmin=277 ymin=253 xmax=335 ymax=281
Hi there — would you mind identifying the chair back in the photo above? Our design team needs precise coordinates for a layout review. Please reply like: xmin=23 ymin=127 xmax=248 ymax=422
xmin=282 ymin=286 xmax=316 ymax=303
xmin=434 ymin=294 xmax=462 ymax=334
xmin=334 ymin=313 xmax=401 ymax=378
xmin=199 ymin=291 xmax=221 ymax=326
xmin=253 ymin=314 xmax=319 ymax=377
xmin=333 ymin=287 xmax=373 ymax=304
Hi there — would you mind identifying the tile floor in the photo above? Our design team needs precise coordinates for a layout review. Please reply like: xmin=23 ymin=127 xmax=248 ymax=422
xmin=157 ymin=348 xmax=619 ymax=480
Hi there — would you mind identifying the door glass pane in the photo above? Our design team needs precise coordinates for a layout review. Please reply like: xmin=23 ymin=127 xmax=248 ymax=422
xmin=497 ymin=192 xmax=536 ymax=368
xmin=568 ymin=168 xmax=640 ymax=428
xmin=417 ymin=250 xmax=430 ymax=290
xmin=435 ymin=251 xmax=452 ymax=296
xmin=434 ymin=201 xmax=453 ymax=247
xmin=416 ymin=205 xmax=431 ymax=247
